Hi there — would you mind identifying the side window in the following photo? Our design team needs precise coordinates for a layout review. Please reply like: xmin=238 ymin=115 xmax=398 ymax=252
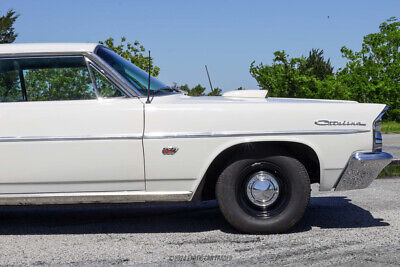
xmin=0 ymin=61 xmax=24 ymax=102
xmin=0 ymin=56 xmax=96 ymax=102
xmin=90 ymin=65 xmax=125 ymax=98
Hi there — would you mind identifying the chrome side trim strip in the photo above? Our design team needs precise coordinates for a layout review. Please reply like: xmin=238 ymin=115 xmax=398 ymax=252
xmin=144 ymin=129 xmax=370 ymax=139
xmin=0 ymin=129 xmax=369 ymax=142
xmin=0 ymin=191 xmax=192 ymax=205
xmin=0 ymin=134 xmax=142 ymax=142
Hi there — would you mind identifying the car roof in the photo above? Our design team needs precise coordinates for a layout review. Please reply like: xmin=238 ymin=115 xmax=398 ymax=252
xmin=0 ymin=43 xmax=99 ymax=55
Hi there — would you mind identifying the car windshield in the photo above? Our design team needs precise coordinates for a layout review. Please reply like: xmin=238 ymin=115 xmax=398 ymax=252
xmin=95 ymin=45 xmax=176 ymax=96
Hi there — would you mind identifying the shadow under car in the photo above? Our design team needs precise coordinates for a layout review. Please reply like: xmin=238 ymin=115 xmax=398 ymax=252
xmin=0 ymin=196 xmax=389 ymax=235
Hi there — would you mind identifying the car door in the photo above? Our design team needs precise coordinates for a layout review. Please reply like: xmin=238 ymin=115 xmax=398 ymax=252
xmin=0 ymin=55 xmax=144 ymax=193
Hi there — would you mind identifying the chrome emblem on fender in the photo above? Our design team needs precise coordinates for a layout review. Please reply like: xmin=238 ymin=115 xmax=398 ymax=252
xmin=162 ymin=147 xmax=179 ymax=155
xmin=315 ymin=120 xmax=366 ymax=126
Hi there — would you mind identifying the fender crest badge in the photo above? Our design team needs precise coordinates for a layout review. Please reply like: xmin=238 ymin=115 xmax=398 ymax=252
xmin=315 ymin=120 xmax=366 ymax=126
xmin=162 ymin=147 xmax=179 ymax=155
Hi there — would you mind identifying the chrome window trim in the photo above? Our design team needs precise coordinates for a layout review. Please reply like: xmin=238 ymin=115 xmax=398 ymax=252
xmin=0 ymin=54 xmax=85 ymax=60
xmin=84 ymin=57 xmax=100 ymax=98
xmin=85 ymin=58 xmax=129 ymax=99
xmin=0 ymin=51 xmax=142 ymax=99
xmin=0 ymin=54 xmax=99 ymax=102
xmin=0 ymin=52 xmax=89 ymax=58
xmin=86 ymin=52 xmax=144 ymax=98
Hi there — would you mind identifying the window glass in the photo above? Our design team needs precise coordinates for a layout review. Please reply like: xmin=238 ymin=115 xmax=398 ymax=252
xmin=96 ymin=46 xmax=177 ymax=96
xmin=0 ymin=56 xmax=96 ymax=102
xmin=90 ymin=65 xmax=125 ymax=98
xmin=0 ymin=62 xmax=24 ymax=102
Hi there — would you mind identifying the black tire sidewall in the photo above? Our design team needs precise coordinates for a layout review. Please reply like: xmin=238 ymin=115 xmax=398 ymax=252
xmin=216 ymin=155 xmax=310 ymax=234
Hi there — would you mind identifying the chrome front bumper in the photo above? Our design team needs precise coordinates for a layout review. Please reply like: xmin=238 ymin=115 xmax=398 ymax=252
xmin=335 ymin=152 xmax=393 ymax=191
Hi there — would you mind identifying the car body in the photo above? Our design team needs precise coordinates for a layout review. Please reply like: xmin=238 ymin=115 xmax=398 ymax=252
xmin=0 ymin=43 xmax=393 ymax=233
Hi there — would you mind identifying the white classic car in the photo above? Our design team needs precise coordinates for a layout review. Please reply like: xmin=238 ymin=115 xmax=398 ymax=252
xmin=0 ymin=43 xmax=393 ymax=234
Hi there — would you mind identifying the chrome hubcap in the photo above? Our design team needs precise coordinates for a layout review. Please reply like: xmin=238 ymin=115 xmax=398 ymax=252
xmin=246 ymin=171 xmax=280 ymax=207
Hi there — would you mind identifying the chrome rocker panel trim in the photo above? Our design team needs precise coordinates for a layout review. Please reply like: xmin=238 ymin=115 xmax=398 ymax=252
xmin=0 ymin=191 xmax=192 ymax=205
xmin=335 ymin=152 xmax=393 ymax=191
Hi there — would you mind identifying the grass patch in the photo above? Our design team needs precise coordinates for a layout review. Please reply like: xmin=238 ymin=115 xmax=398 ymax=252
xmin=379 ymin=165 xmax=400 ymax=178
xmin=382 ymin=121 xmax=400 ymax=134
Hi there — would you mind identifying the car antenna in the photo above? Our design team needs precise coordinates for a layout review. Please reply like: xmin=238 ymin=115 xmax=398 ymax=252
xmin=146 ymin=50 xmax=151 ymax=103
xmin=205 ymin=65 xmax=214 ymax=91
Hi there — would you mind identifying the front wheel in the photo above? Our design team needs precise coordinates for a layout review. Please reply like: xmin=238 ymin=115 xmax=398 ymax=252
xmin=216 ymin=155 xmax=310 ymax=234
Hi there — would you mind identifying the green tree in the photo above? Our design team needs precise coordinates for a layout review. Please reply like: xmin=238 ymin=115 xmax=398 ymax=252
xmin=190 ymin=84 xmax=206 ymax=96
xmin=0 ymin=10 xmax=20 ymax=102
xmin=299 ymin=49 xmax=334 ymax=79
xmin=174 ymin=83 xmax=190 ymax=93
xmin=99 ymin=37 xmax=160 ymax=77
xmin=338 ymin=17 xmax=400 ymax=120
xmin=0 ymin=9 xmax=19 ymax=44
xmin=207 ymin=87 xmax=222 ymax=96
xmin=24 ymin=67 xmax=94 ymax=101
xmin=249 ymin=50 xmax=346 ymax=99
xmin=174 ymin=83 xmax=222 ymax=96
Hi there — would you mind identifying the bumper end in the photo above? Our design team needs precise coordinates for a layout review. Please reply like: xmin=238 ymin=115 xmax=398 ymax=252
xmin=335 ymin=152 xmax=393 ymax=191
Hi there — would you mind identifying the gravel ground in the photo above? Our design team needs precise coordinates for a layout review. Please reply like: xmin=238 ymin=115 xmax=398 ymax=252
xmin=0 ymin=179 xmax=399 ymax=266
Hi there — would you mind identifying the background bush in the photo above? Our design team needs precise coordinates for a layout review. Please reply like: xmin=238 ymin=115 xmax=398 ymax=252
xmin=250 ymin=17 xmax=400 ymax=121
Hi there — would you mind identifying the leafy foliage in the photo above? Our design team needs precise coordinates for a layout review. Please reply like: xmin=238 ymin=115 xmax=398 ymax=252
xmin=174 ymin=83 xmax=222 ymax=96
xmin=24 ymin=67 xmax=95 ymax=101
xmin=99 ymin=37 xmax=160 ymax=77
xmin=339 ymin=17 xmax=400 ymax=120
xmin=250 ymin=17 xmax=400 ymax=121
xmin=0 ymin=9 xmax=19 ymax=44
xmin=91 ymin=67 xmax=124 ymax=98
xmin=299 ymin=49 xmax=334 ymax=79
xmin=249 ymin=50 xmax=347 ymax=99
xmin=0 ymin=70 xmax=22 ymax=102
xmin=207 ymin=87 xmax=222 ymax=96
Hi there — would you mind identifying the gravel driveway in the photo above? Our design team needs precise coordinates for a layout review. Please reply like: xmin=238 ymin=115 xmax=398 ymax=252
xmin=0 ymin=179 xmax=399 ymax=266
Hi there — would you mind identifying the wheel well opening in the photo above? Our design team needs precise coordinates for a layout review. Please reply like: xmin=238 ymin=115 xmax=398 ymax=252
xmin=193 ymin=141 xmax=320 ymax=202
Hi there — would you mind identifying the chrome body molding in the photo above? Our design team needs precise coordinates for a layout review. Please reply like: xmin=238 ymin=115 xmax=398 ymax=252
xmin=335 ymin=152 xmax=393 ymax=191
xmin=0 ymin=134 xmax=142 ymax=142
xmin=144 ymin=129 xmax=370 ymax=139
xmin=0 ymin=191 xmax=193 ymax=205
xmin=0 ymin=129 xmax=370 ymax=142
